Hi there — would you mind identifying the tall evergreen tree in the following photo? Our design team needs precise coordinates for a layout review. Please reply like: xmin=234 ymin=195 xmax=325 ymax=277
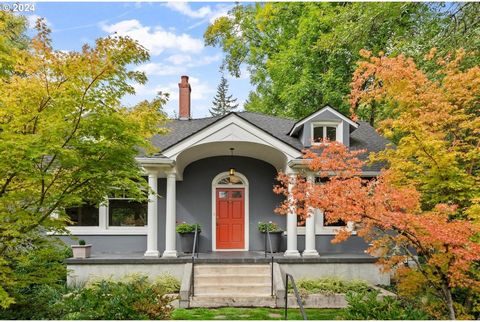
xmin=210 ymin=75 xmax=239 ymax=116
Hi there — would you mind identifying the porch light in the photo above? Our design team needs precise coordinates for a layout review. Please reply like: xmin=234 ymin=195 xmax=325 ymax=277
xmin=229 ymin=168 xmax=235 ymax=176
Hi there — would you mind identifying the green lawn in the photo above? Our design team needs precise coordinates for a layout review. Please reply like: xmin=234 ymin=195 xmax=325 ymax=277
xmin=172 ymin=308 xmax=344 ymax=320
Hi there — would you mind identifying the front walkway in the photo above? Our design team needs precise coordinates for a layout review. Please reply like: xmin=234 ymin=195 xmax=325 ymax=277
xmin=66 ymin=251 xmax=377 ymax=264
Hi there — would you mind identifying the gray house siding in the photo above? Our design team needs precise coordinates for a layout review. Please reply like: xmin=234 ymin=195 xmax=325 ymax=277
xmin=60 ymin=155 xmax=370 ymax=255
xmin=299 ymin=109 xmax=350 ymax=148
xmin=174 ymin=156 xmax=283 ymax=252
xmin=58 ymin=235 xmax=146 ymax=254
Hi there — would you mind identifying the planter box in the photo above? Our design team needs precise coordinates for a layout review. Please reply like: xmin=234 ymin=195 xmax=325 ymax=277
xmin=71 ymin=245 xmax=92 ymax=259
xmin=284 ymin=286 xmax=397 ymax=308
xmin=179 ymin=232 xmax=198 ymax=253
xmin=262 ymin=231 xmax=283 ymax=253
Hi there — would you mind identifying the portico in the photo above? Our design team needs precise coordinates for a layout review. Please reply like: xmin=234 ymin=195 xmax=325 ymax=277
xmin=136 ymin=112 xmax=320 ymax=258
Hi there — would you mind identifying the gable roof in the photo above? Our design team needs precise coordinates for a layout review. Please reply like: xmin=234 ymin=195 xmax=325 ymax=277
xmin=288 ymin=105 xmax=358 ymax=136
xmin=150 ymin=111 xmax=303 ymax=153
xmin=148 ymin=111 xmax=389 ymax=168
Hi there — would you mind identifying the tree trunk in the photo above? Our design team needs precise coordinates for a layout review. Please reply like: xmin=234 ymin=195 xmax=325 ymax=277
xmin=442 ymin=284 xmax=456 ymax=320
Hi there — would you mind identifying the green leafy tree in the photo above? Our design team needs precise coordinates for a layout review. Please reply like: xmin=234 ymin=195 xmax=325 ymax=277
xmin=0 ymin=12 xmax=28 ymax=77
xmin=205 ymin=3 xmax=480 ymax=120
xmin=210 ymin=74 xmax=239 ymax=116
xmin=0 ymin=16 xmax=169 ymax=308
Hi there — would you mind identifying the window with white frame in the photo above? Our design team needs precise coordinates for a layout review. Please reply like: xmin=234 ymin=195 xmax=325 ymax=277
xmin=64 ymin=179 xmax=149 ymax=234
xmin=108 ymin=189 xmax=148 ymax=227
xmin=311 ymin=121 xmax=342 ymax=144
xmin=65 ymin=204 xmax=99 ymax=226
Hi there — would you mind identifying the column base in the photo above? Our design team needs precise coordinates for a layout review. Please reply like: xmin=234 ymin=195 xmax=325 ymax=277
xmin=302 ymin=249 xmax=319 ymax=257
xmin=144 ymin=250 xmax=160 ymax=257
xmin=284 ymin=250 xmax=301 ymax=257
xmin=162 ymin=250 xmax=178 ymax=258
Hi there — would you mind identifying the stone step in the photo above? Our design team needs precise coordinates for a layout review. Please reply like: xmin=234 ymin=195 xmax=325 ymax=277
xmin=194 ymin=274 xmax=271 ymax=285
xmin=194 ymin=264 xmax=270 ymax=275
xmin=193 ymin=283 xmax=271 ymax=296
xmin=190 ymin=295 xmax=276 ymax=308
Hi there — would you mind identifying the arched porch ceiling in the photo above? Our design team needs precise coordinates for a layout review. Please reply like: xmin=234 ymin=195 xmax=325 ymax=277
xmin=175 ymin=141 xmax=288 ymax=178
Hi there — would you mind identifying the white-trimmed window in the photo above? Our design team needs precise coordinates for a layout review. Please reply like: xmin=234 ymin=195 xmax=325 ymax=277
xmin=64 ymin=185 xmax=149 ymax=235
xmin=311 ymin=121 xmax=343 ymax=144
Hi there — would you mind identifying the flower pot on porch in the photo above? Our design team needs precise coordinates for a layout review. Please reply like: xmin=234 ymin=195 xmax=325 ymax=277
xmin=71 ymin=244 xmax=92 ymax=258
xmin=262 ymin=231 xmax=283 ymax=253
xmin=179 ymin=232 xmax=196 ymax=253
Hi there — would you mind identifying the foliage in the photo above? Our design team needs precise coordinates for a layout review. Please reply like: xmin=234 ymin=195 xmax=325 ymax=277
xmin=55 ymin=275 xmax=173 ymax=320
xmin=154 ymin=274 xmax=181 ymax=294
xmin=175 ymin=223 xmax=202 ymax=234
xmin=343 ymin=290 xmax=430 ymax=320
xmin=210 ymin=74 xmax=239 ymax=116
xmin=205 ymin=3 xmax=479 ymax=119
xmin=294 ymin=277 xmax=370 ymax=295
xmin=0 ymin=12 xmax=28 ymax=77
xmin=0 ymin=240 xmax=69 ymax=319
xmin=172 ymin=307 xmax=343 ymax=320
xmin=0 ymin=14 xmax=169 ymax=308
xmin=274 ymin=142 xmax=480 ymax=319
xmin=78 ymin=239 xmax=86 ymax=246
xmin=350 ymin=50 xmax=480 ymax=216
xmin=257 ymin=221 xmax=282 ymax=233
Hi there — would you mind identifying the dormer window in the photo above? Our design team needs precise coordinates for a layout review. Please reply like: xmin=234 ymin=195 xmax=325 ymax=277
xmin=311 ymin=121 xmax=341 ymax=144
xmin=313 ymin=125 xmax=336 ymax=142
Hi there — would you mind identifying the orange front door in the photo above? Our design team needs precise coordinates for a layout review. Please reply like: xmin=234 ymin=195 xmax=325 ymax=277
xmin=216 ymin=188 xmax=245 ymax=249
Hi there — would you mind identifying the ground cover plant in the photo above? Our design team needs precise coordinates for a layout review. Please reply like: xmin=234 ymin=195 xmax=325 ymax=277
xmin=293 ymin=277 xmax=371 ymax=295
xmin=0 ymin=274 xmax=179 ymax=320
xmin=343 ymin=290 xmax=430 ymax=320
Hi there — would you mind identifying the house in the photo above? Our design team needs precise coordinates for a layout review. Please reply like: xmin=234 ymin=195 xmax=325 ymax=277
xmin=63 ymin=76 xmax=391 ymax=305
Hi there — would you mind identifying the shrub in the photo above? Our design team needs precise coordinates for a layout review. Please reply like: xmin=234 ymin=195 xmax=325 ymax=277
xmin=258 ymin=221 xmax=282 ymax=233
xmin=344 ymin=290 xmax=430 ymax=320
xmin=55 ymin=275 xmax=174 ymax=320
xmin=176 ymin=223 xmax=201 ymax=234
xmin=293 ymin=277 xmax=371 ymax=295
xmin=78 ymin=239 xmax=86 ymax=246
xmin=154 ymin=274 xmax=181 ymax=294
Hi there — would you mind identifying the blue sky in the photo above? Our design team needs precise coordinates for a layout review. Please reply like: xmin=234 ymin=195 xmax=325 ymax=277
xmin=22 ymin=2 xmax=252 ymax=118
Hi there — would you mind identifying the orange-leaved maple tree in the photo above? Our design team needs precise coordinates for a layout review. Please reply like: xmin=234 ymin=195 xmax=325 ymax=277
xmin=274 ymin=141 xmax=480 ymax=319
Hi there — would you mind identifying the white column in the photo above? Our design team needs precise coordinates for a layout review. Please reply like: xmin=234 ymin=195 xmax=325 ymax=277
xmin=163 ymin=171 xmax=177 ymax=257
xmin=144 ymin=171 xmax=160 ymax=257
xmin=303 ymin=173 xmax=319 ymax=257
xmin=285 ymin=173 xmax=300 ymax=257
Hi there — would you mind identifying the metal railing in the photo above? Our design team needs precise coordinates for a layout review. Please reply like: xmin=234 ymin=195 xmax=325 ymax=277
xmin=191 ymin=225 xmax=199 ymax=296
xmin=284 ymin=273 xmax=307 ymax=320
xmin=263 ymin=223 xmax=274 ymax=297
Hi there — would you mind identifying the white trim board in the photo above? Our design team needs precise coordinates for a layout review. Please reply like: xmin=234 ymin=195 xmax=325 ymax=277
xmin=211 ymin=171 xmax=250 ymax=252
xmin=289 ymin=106 xmax=358 ymax=136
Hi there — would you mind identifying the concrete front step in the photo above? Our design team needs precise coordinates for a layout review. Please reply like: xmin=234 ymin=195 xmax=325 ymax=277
xmin=190 ymin=295 xmax=276 ymax=308
xmin=194 ymin=264 xmax=270 ymax=275
xmin=194 ymin=283 xmax=271 ymax=295
xmin=195 ymin=274 xmax=271 ymax=284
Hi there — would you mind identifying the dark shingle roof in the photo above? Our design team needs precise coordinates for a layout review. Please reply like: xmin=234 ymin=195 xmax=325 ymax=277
xmin=350 ymin=121 xmax=391 ymax=172
xmin=149 ymin=112 xmax=390 ymax=172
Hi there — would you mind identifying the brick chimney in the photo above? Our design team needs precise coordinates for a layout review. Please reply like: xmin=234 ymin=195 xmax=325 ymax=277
xmin=178 ymin=75 xmax=191 ymax=120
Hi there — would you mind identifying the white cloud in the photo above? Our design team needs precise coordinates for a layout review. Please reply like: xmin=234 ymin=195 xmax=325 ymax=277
xmin=166 ymin=54 xmax=192 ymax=65
xmin=165 ymin=2 xmax=212 ymax=19
xmin=101 ymin=19 xmax=203 ymax=55
xmin=135 ymin=63 xmax=186 ymax=77
xmin=164 ymin=2 xmax=232 ymax=30
xmin=138 ymin=54 xmax=221 ymax=78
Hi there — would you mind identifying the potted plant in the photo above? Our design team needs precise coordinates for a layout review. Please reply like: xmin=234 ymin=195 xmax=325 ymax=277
xmin=71 ymin=239 xmax=92 ymax=259
xmin=258 ymin=221 xmax=284 ymax=253
xmin=176 ymin=223 xmax=201 ymax=253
